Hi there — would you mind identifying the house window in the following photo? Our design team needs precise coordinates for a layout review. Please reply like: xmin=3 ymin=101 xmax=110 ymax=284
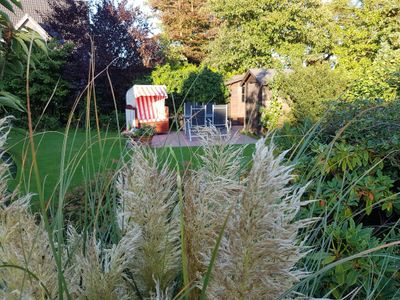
xmin=241 ymin=85 xmax=246 ymax=102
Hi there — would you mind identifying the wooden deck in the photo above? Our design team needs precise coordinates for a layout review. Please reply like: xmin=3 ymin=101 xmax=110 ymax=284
xmin=151 ymin=126 xmax=257 ymax=148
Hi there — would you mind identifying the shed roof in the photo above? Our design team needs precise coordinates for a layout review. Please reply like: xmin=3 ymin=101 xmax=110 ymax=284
xmin=241 ymin=68 xmax=278 ymax=86
xmin=225 ymin=74 xmax=244 ymax=85
xmin=225 ymin=68 xmax=293 ymax=87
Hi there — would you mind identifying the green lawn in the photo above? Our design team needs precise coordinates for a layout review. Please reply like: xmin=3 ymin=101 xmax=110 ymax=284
xmin=6 ymin=128 xmax=255 ymax=203
xmin=6 ymin=128 xmax=124 ymax=200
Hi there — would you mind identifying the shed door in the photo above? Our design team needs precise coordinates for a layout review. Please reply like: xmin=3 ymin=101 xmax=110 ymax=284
xmin=245 ymin=82 xmax=260 ymax=132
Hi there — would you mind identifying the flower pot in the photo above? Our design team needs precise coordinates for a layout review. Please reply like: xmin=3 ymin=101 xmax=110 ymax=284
xmin=139 ymin=136 xmax=153 ymax=145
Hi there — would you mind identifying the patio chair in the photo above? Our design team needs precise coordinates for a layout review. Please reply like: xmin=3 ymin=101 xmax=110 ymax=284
xmin=205 ymin=102 xmax=214 ymax=126
xmin=187 ymin=105 xmax=206 ymax=141
xmin=212 ymin=104 xmax=230 ymax=136
xmin=183 ymin=102 xmax=192 ymax=134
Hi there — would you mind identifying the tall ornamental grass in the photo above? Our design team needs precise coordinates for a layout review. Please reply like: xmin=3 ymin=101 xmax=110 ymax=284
xmin=2 ymin=113 xmax=314 ymax=298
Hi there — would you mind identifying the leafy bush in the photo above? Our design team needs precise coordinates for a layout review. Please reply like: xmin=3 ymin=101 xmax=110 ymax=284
xmin=97 ymin=112 xmax=125 ymax=131
xmin=341 ymin=46 xmax=400 ymax=102
xmin=2 ymin=41 xmax=71 ymax=129
xmin=273 ymin=63 xmax=348 ymax=122
xmin=151 ymin=63 xmax=227 ymax=109
xmin=133 ymin=124 xmax=155 ymax=137
xmin=272 ymin=98 xmax=400 ymax=299
xmin=0 ymin=0 xmax=48 ymax=112
xmin=260 ymin=99 xmax=283 ymax=131
xmin=314 ymin=219 xmax=399 ymax=299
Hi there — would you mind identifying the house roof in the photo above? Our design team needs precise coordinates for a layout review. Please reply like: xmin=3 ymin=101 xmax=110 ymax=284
xmin=9 ymin=0 xmax=51 ymax=26
xmin=15 ymin=14 xmax=49 ymax=39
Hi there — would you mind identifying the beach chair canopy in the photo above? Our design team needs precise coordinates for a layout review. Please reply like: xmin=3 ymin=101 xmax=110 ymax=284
xmin=133 ymin=85 xmax=168 ymax=122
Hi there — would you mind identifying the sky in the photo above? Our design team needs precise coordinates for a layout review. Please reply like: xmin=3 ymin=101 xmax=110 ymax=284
xmin=128 ymin=0 xmax=161 ymax=34
xmin=90 ymin=0 xmax=160 ymax=34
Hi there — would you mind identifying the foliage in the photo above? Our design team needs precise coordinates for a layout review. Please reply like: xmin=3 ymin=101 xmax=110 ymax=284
xmin=207 ymin=0 xmax=400 ymax=124
xmin=151 ymin=63 xmax=227 ymax=109
xmin=0 ymin=0 xmax=21 ymax=12
xmin=2 ymin=41 xmax=71 ymax=129
xmin=44 ymin=0 xmax=156 ymax=113
xmin=341 ymin=45 xmax=400 ymax=102
xmin=64 ymin=170 xmax=118 ymax=236
xmin=272 ymin=97 xmax=400 ymax=299
xmin=131 ymin=124 xmax=156 ymax=138
xmin=207 ymin=0 xmax=400 ymax=74
xmin=148 ymin=0 xmax=216 ymax=63
xmin=311 ymin=219 xmax=399 ymax=299
xmin=137 ymin=124 xmax=155 ymax=137
xmin=260 ymin=99 xmax=283 ymax=131
xmin=325 ymin=0 xmax=400 ymax=75
xmin=273 ymin=63 xmax=348 ymax=122
xmin=322 ymin=98 xmax=400 ymax=158
xmin=0 ymin=0 xmax=47 ymax=112
xmin=206 ymin=0 xmax=326 ymax=74
xmin=97 ymin=111 xmax=125 ymax=131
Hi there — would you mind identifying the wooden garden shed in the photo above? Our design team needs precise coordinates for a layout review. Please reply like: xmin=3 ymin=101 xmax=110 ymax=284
xmin=225 ymin=68 xmax=278 ymax=132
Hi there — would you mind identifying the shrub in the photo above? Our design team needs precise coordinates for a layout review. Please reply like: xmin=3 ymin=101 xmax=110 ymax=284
xmin=260 ymin=99 xmax=283 ymax=131
xmin=97 ymin=112 xmax=125 ymax=131
xmin=272 ymin=100 xmax=400 ymax=299
xmin=151 ymin=63 xmax=228 ymax=110
xmin=2 ymin=41 xmax=72 ymax=129
xmin=273 ymin=63 xmax=348 ymax=122
xmin=312 ymin=219 xmax=399 ymax=299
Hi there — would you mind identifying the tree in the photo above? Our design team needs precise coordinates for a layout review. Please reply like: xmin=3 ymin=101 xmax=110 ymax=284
xmin=43 ymin=0 xmax=91 ymax=107
xmin=44 ymin=0 xmax=156 ymax=113
xmin=206 ymin=0 xmax=326 ymax=75
xmin=325 ymin=0 xmax=400 ymax=75
xmin=89 ymin=0 xmax=149 ymax=112
xmin=148 ymin=0 xmax=216 ymax=64
xmin=207 ymin=0 xmax=400 ymax=126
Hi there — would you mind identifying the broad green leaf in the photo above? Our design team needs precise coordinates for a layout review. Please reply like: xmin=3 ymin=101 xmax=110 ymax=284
xmin=323 ymin=255 xmax=336 ymax=265
xmin=34 ymin=38 xmax=48 ymax=54
xmin=0 ymin=0 xmax=15 ymax=13
xmin=0 ymin=91 xmax=25 ymax=111
xmin=15 ymin=36 xmax=30 ymax=56
xmin=335 ymin=264 xmax=345 ymax=285
xmin=9 ymin=0 xmax=21 ymax=8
